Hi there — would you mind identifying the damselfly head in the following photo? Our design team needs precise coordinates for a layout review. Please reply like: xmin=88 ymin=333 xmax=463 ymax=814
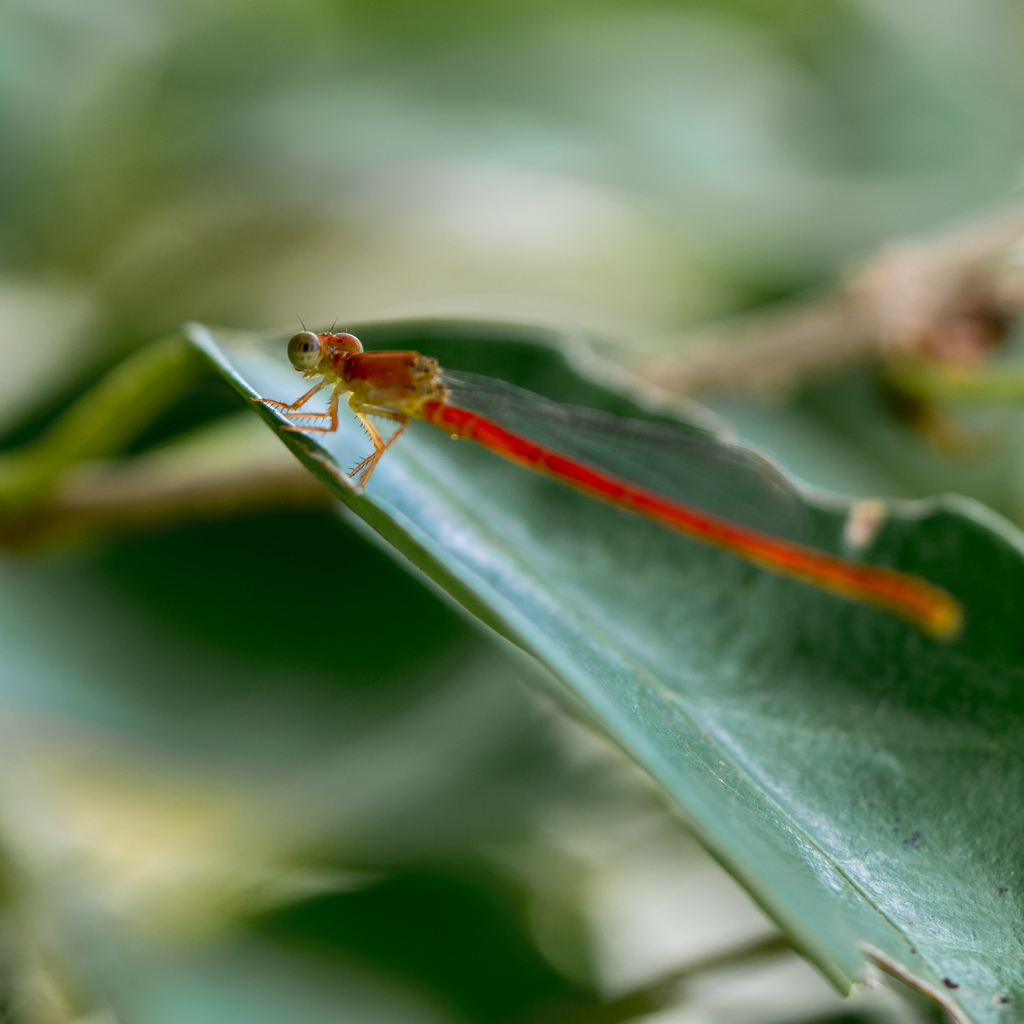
xmin=287 ymin=331 xmax=324 ymax=370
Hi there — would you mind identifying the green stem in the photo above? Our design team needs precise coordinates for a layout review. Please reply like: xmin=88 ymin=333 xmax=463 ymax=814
xmin=884 ymin=358 xmax=1024 ymax=403
xmin=0 ymin=335 xmax=204 ymax=518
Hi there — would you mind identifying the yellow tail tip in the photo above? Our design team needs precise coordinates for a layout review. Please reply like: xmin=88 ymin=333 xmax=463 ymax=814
xmin=919 ymin=592 xmax=965 ymax=642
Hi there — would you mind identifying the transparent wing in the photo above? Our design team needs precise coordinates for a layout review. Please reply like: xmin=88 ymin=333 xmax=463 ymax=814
xmin=440 ymin=369 xmax=808 ymax=542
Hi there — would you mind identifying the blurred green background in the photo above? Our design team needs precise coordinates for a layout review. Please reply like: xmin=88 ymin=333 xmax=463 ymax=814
xmin=0 ymin=0 xmax=1022 ymax=1021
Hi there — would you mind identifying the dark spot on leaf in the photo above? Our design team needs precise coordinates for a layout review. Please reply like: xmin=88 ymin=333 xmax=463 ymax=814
xmin=909 ymin=947 xmax=917 ymax=954
xmin=1000 ymin=887 xmax=1009 ymax=894
xmin=943 ymin=979 xmax=959 ymax=989
xmin=903 ymin=831 xmax=922 ymax=848
xmin=1000 ymin=997 xmax=1010 ymax=1004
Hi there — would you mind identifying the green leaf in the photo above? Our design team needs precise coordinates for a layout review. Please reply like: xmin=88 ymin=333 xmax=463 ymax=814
xmin=191 ymin=317 xmax=1024 ymax=1024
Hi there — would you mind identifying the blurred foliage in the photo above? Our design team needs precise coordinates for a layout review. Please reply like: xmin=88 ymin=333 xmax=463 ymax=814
xmin=255 ymin=867 xmax=598 ymax=1023
xmin=3 ymin=0 xmax=1021 ymax=351
xmin=0 ymin=0 xmax=1023 ymax=1021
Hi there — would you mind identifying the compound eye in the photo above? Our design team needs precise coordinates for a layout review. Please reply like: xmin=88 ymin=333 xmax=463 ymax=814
xmin=287 ymin=331 xmax=323 ymax=370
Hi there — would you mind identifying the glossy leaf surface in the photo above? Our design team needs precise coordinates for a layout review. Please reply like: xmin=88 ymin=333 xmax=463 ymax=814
xmin=192 ymin=318 xmax=1024 ymax=1024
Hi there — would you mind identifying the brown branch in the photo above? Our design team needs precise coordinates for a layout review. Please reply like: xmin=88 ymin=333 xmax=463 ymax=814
xmin=634 ymin=192 xmax=1024 ymax=398
xmin=0 ymin=417 xmax=333 ymax=549
xmin=58 ymin=458 xmax=329 ymax=529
